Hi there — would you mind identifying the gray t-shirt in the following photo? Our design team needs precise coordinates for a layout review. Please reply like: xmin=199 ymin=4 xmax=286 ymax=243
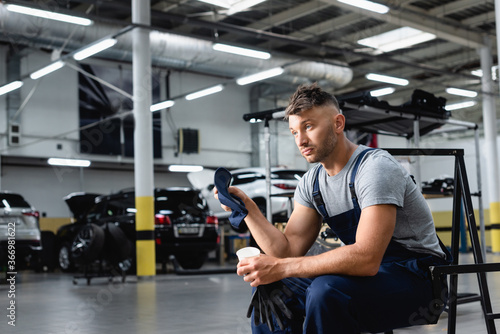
xmin=295 ymin=145 xmax=445 ymax=259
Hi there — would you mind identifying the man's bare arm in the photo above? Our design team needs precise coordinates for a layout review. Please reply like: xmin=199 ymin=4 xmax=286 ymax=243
xmin=238 ymin=204 xmax=396 ymax=286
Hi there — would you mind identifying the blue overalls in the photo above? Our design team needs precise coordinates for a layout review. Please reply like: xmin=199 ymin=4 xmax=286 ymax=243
xmin=252 ymin=149 xmax=450 ymax=334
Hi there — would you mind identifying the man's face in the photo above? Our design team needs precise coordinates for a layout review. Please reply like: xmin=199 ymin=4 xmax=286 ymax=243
xmin=288 ymin=106 xmax=339 ymax=164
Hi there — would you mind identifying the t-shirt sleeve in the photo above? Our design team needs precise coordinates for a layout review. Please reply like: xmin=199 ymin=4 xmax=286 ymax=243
xmin=294 ymin=167 xmax=317 ymax=210
xmin=356 ymin=154 xmax=406 ymax=209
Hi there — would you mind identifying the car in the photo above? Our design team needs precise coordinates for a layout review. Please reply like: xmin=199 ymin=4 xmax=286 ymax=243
xmin=0 ymin=192 xmax=42 ymax=270
xmin=56 ymin=187 xmax=219 ymax=272
xmin=189 ymin=167 xmax=306 ymax=225
xmin=230 ymin=167 xmax=306 ymax=221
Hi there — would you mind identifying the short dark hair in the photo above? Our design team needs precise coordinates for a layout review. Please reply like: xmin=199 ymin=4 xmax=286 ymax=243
xmin=284 ymin=83 xmax=340 ymax=120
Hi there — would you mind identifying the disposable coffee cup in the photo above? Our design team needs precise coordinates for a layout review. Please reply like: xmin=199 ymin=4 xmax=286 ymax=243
xmin=236 ymin=247 xmax=261 ymax=261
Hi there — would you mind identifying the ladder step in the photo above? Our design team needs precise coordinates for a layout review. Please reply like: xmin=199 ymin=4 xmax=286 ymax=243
xmin=485 ymin=312 xmax=500 ymax=320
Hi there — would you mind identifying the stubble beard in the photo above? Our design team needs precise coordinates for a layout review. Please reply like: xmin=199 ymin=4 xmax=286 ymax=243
xmin=303 ymin=125 xmax=337 ymax=164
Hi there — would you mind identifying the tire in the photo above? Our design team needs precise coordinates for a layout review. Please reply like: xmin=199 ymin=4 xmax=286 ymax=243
xmin=58 ymin=242 xmax=75 ymax=272
xmin=103 ymin=223 xmax=132 ymax=264
xmin=35 ymin=231 xmax=56 ymax=272
xmin=176 ymin=252 xmax=208 ymax=270
xmin=71 ymin=224 xmax=105 ymax=264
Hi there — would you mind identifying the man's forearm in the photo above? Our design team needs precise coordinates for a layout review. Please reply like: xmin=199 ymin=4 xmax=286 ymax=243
xmin=281 ymin=244 xmax=382 ymax=279
xmin=243 ymin=199 xmax=295 ymax=258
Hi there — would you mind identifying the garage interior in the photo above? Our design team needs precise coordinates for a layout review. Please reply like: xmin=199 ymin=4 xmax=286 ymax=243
xmin=1 ymin=0 xmax=500 ymax=333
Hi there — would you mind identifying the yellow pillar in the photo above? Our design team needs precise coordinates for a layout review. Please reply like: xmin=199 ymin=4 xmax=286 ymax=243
xmin=491 ymin=202 xmax=500 ymax=253
xmin=136 ymin=196 xmax=156 ymax=276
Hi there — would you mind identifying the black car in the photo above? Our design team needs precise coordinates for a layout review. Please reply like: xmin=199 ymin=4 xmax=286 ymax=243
xmin=56 ymin=187 xmax=219 ymax=272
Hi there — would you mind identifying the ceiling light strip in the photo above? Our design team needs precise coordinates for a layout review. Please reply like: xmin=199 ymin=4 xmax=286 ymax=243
xmin=365 ymin=73 xmax=409 ymax=86
xmin=151 ymin=100 xmax=175 ymax=112
xmin=445 ymin=87 xmax=478 ymax=98
xmin=370 ymin=87 xmax=395 ymax=97
xmin=213 ymin=43 xmax=271 ymax=59
xmin=73 ymin=38 xmax=118 ymax=61
xmin=168 ymin=165 xmax=204 ymax=172
xmin=445 ymin=101 xmax=477 ymax=111
xmin=5 ymin=4 xmax=93 ymax=26
xmin=0 ymin=81 xmax=23 ymax=96
xmin=185 ymin=85 xmax=224 ymax=100
xmin=236 ymin=67 xmax=284 ymax=85
xmin=30 ymin=61 xmax=65 ymax=80
xmin=48 ymin=158 xmax=91 ymax=167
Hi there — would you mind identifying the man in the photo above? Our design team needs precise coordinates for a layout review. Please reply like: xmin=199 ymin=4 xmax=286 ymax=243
xmin=216 ymin=83 xmax=449 ymax=333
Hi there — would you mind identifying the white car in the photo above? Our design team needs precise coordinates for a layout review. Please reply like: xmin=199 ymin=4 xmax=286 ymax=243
xmin=0 ymin=192 xmax=42 ymax=269
xmin=188 ymin=167 xmax=305 ymax=224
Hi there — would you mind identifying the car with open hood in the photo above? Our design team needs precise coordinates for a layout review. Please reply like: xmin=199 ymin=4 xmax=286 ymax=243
xmin=56 ymin=187 xmax=219 ymax=272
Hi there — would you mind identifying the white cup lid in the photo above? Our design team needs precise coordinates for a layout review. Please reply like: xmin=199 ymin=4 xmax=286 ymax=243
xmin=236 ymin=247 xmax=260 ymax=261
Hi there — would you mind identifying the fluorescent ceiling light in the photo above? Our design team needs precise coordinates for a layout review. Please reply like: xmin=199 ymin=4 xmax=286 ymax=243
xmin=30 ymin=61 xmax=65 ymax=80
xmin=185 ymin=84 xmax=224 ymax=100
xmin=48 ymin=158 xmax=91 ymax=167
xmin=213 ymin=43 xmax=270 ymax=59
xmin=236 ymin=67 xmax=284 ymax=85
xmin=366 ymin=73 xmax=409 ymax=86
xmin=471 ymin=65 xmax=498 ymax=80
xmin=0 ymin=81 xmax=23 ymax=96
xmin=445 ymin=88 xmax=478 ymax=98
xmin=227 ymin=0 xmax=266 ymax=15
xmin=338 ymin=0 xmax=389 ymax=14
xmin=151 ymin=100 xmax=175 ymax=112
xmin=197 ymin=0 xmax=232 ymax=8
xmin=196 ymin=0 xmax=265 ymax=14
xmin=73 ymin=38 xmax=117 ymax=61
xmin=5 ymin=4 xmax=93 ymax=26
xmin=445 ymin=101 xmax=477 ymax=111
xmin=168 ymin=165 xmax=204 ymax=172
xmin=370 ymin=87 xmax=395 ymax=97
xmin=358 ymin=27 xmax=436 ymax=53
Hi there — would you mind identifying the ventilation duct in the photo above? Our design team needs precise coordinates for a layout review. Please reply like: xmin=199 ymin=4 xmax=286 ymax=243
xmin=0 ymin=6 xmax=353 ymax=88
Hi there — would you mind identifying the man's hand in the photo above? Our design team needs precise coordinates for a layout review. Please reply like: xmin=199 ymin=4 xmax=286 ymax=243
xmin=214 ymin=185 xmax=250 ymax=212
xmin=237 ymin=254 xmax=287 ymax=287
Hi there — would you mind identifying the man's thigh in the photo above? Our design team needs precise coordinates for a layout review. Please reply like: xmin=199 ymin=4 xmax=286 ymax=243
xmin=306 ymin=261 xmax=435 ymax=332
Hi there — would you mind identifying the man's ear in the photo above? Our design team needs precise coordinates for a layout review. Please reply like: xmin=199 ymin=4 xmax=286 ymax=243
xmin=334 ymin=114 xmax=345 ymax=132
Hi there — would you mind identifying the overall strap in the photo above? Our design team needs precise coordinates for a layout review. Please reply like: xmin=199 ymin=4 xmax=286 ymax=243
xmin=349 ymin=148 xmax=375 ymax=201
xmin=313 ymin=148 xmax=376 ymax=219
xmin=312 ymin=165 xmax=328 ymax=219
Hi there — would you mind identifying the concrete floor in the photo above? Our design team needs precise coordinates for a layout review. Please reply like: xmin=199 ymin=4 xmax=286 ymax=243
xmin=1 ymin=253 xmax=499 ymax=334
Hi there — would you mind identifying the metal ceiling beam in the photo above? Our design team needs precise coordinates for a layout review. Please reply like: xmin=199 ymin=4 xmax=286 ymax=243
xmin=322 ymin=0 xmax=486 ymax=49
xmin=253 ymin=12 xmax=366 ymax=51
xmin=429 ymin=0 xmax=493 ymax=17
xmin=462 ymin=11 xmax=496 ymax=27
xmin=246 ymin=0 xmax=330 ymax=31
xmin=289 ymin=12 xmax=365 ymax=41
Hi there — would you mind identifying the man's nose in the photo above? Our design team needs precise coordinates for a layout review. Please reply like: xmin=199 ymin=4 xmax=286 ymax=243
xmin=297 ymin=132 xmax=308 ymax=146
